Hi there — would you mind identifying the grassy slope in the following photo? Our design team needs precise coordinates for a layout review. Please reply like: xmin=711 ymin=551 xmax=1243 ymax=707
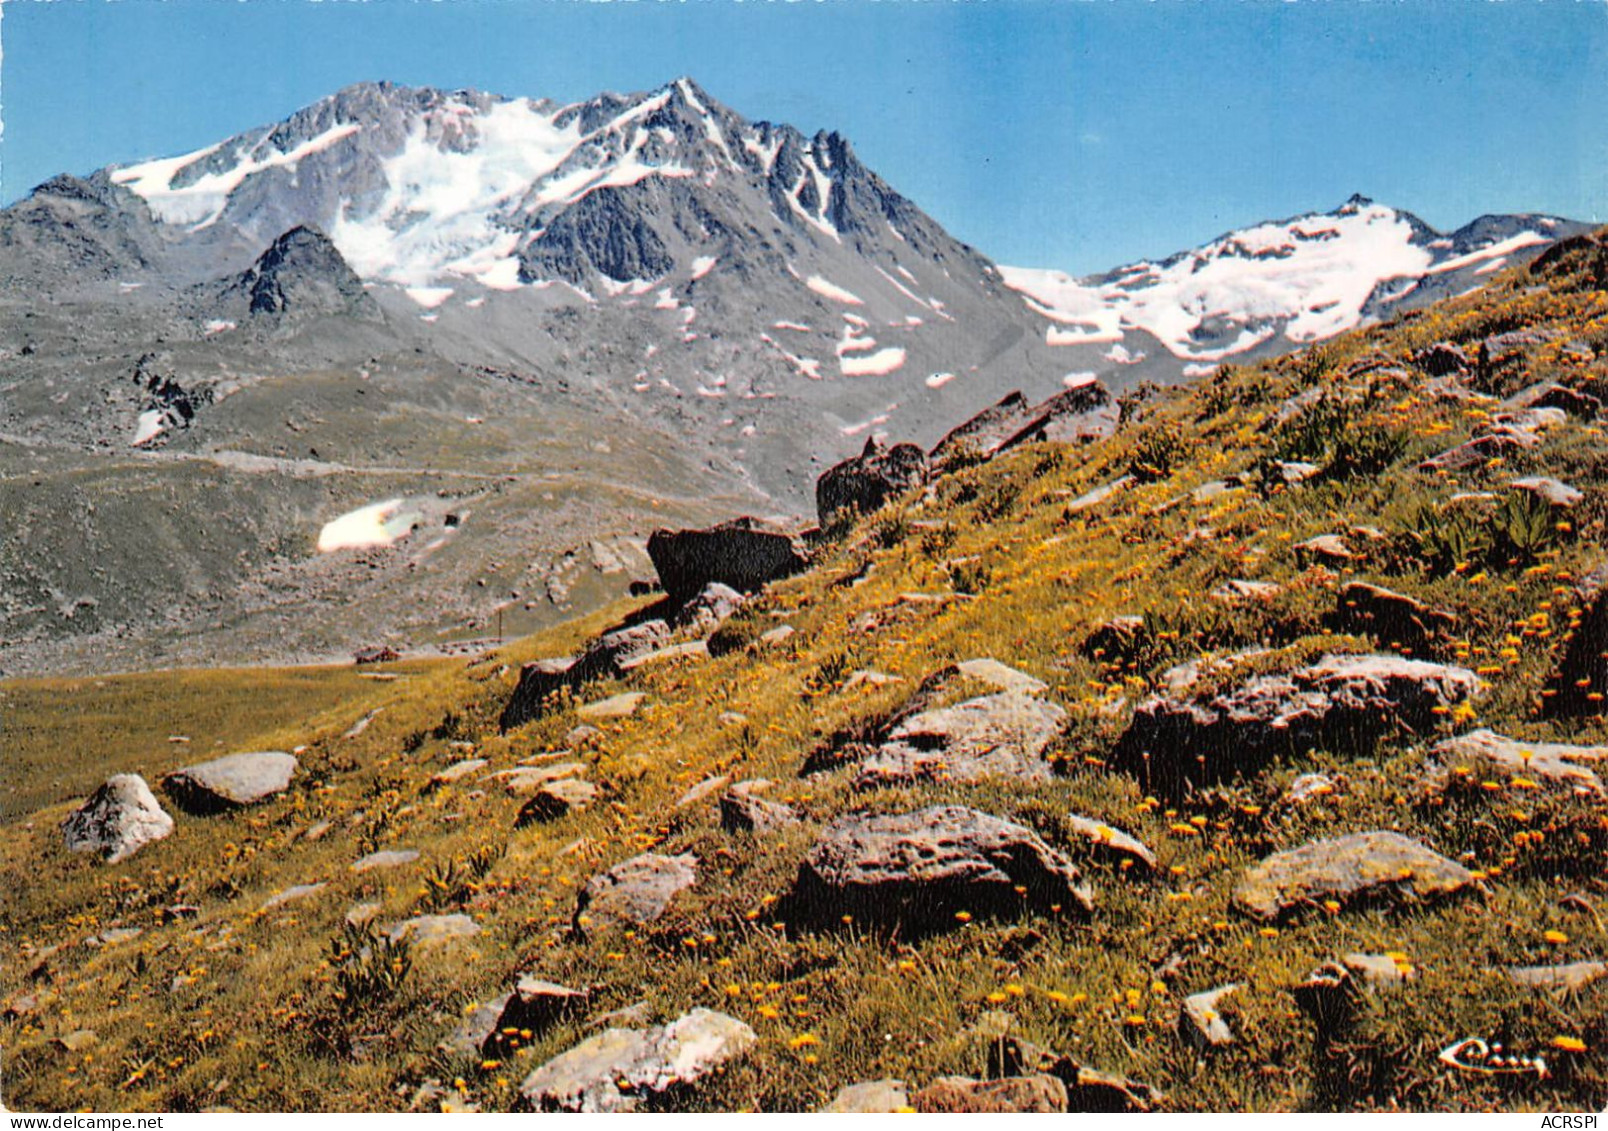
xmin=4 ymin=244 xmax=1608 ymax=1112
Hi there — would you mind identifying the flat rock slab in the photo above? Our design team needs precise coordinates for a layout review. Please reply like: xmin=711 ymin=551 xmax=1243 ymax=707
xmin=1505 ymin=962 xmax=1608 ymax=991
xmin=516 ymin=779 xmax=600 ymax=825
xmin=1233 ymin=831 xmax=1475 ymax=920
xmin=675 ymin=775 xmax=730 ymax=809
xmin=520 ymin=1007 xmax=755 ymax=1112
xmin=488 ymin=763 xmax=586 ymax=795
xmin=954 ymin=658 xmax=1049 ymax=695
xmin=351 ymin=849 xmax=421 ymax=873
xmin=855 ymin=692 xmax=1067 ymax=787
xmin=1511 ymin=476 xmax=1584 ymax=507
xmin=820 ymin=1079 xmax=911 ymax=1113
xmin=576 ymin=692 xmax=647 ymax=721
xmin=261 ymin=882 xmax=327 ymax=912
xmin=163 ymin=751 xmax=298 ymax=813
xmin=1115 ymin=653 xmax=1481 ymax=797
xmin=1431 ymin=729 xmax=1608 ymax=795
xmin=790 ymin=805 xmax=1093 ymax=931
xmin=573 ymin=852 xmax=698 ymax=935
xmin=386 ymin=914 xmax=480 ymax=948
xmin=430 ymin=759 xmax=488 ymax=787
xmin=1065 ymin=814 xmax=1155 ymax=870
xmin=61 ymin=774 xmax=173 ymax=864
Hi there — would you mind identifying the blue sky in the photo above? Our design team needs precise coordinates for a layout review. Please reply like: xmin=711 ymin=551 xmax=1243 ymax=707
xmin=4 ymin=0 xmax=1606 ymax=273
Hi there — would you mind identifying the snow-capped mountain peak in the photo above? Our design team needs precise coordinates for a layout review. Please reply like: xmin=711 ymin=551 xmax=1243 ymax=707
xmin=1001 ymin=198 xmax=1583 ymax=368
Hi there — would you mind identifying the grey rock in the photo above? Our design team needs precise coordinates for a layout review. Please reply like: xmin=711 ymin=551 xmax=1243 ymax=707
xmin=1501 ymin=381 xmax=1602 ymax=419
xmin=60 ymin=774 xmax=174 ymax=864
xmin=954 ymin=657 xmax=1049 ymax=695
xmin=674 ymin=582 xmax=746 ymax=634
xmin=573 ymin=852 xmax=698 ymax=935
xmin=500 ymin=657 xmax=580 ymax=731
xmin=1065 ymin=814 xmax=1155 ymax=870
xmin=429 ymin=758 xmax=488 ymax=787
xmin=1511 ymin=476 xmax=1584 ymax=508
xmin=1342 ymin=952 xmax=1417 ymax=986
xmin=439 ymin=993 xmax=513 ymax=1057
xmin=1505 ymin=962 xmax=1608 ymax=991
xmin=489 ymin=763 xmax=586 ymax=795
xmin=519 ymin=1007 xmax=755 ymax=1112
xmin=1233 ymin=831 xmax=1475 ymax=920
xmin=1115 ymin=653 xmax=1482 ymax=797
xmin=1211 ymin=578 xmax=1282 ymax=603
xmin=576 ymin=692 xmax=647 ymax=720
xmin=1429 ymin=729 xmax=1608 ymax=795
xmin=350 ymin=848 xmax=421 ymax=873
xmin=855 ymin=692 xmax=1067 ymax=786
xmin=674 ymin=775 xmax=730 ymax=809
xmin=1179 ymin=984 xmax=1240 ymax=1049
xmin=913 ymin=1074 xmax=1067 ymax=1113
xmin=930 ymin=381 xmax=1117 ymax=473
xmin=385 ymin=913 xmax=480 ymax=948
xmin=516 ymin=778 xmax=600 ymax=825
xmin=1283 ymin=772 xmax=1339 ymax=805
xmin=720 ymin=780 xmax=800 ymax=834
xmin=261 ymin=882 xmax=327 ymax=912
xmin=483 ymin=977 xmax=590 ymax=1054
xmin=790 ymin=805 xmax=1093 ymax=929
xmin=162 ymin=751 xmax=297 ymax=813
xmin=820 ymin=1079 xmax=911 ymax=1113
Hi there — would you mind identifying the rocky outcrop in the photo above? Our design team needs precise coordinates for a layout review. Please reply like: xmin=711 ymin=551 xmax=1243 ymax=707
xmin=854 ymin=692 xmax=1067 ymax=787
xmin=929 ymin=381 xmax=1118 ymax=472
xmin=224 ymin=225 xmax=379 ymax=321
xmin=161 ymin=751 xmax=298 ymax=814
xmin=1113 ymin=654 xmax=1482 ymax=797
xmin=518 ymin=1007 xmax=755 ymax=1112
xmin=573 ymin=853 xmax=698 ymax=936
xmin=788 ymin=806 xmax=1093 ymax=931
xmin=60 ymin=774 xmax=174 ymax=864
xmin=1334 ymin=581 xmax=1457 ymax=655
xmin=1233 ymin=831 xmax=1475 ymax=920
xmin=482 ymin=978 xmax=590 ymax=1055
xmin=647 ymin=517 xmax=811 ymax=604
xmin=817 ymin=435 xmax=927 ymax=527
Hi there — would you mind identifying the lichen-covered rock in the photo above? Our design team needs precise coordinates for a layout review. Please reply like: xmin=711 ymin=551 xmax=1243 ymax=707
xmin=789 ymin=806 xmax=1092 ymax=930
xmin=1233 ymin=831 xmax=1475 ymax=920
xmin=855 ymin=692 xmax=1067 ymax=787
xmin=1114 ymin=654 xmax=1482 ymax=797
xmin=60 ymin=774 xmax=173 ymax=864
xmin=385 ymin=914 xmax=481 ymax=948
xmin=573 ymin=853 xmax=698 ymax=936
xmin=162 ymin=751 xmax=297 ymax=813
xmin=518 ymin=1008 xmax=755 ymax=1112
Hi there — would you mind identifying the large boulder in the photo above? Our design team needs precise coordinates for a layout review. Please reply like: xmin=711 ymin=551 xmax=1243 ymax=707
xmin=519 ymin=1008 xmax=755 ymax=1112
xmin=573 ymin=853 xmax=698 ymax=936
xmin=161 ymin=751 xmax=298 ymax=813
xmin=1233 ymin=831 xmax=1476 ymax=920
xmin=855 ymin=692 xmax=1067 ymax=787
xmin=817 ymin=435 xmax=928 ymax=527
xmin=646 ymin=517 xmax=811 ymax=604
xmin=60 ymin=774 xmax=174 ymax=864
xmin=788 ymin=806 xmax=1093 ymax=931
xmin=1113 ymin=654 xmax=1482 ymax=797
